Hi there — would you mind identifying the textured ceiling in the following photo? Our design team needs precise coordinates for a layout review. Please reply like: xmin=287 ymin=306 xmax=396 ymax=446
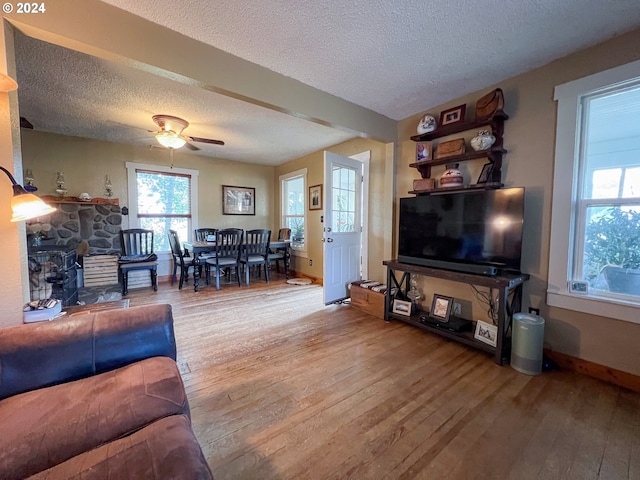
xmin=13 ymin=0 xmax=640 ymax=165
xmin=101 ymin=0 xmax=640 ymax=120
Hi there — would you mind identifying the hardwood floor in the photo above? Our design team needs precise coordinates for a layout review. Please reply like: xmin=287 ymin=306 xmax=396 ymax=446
xmin=125 ymin=274 xmax=640 ymax=479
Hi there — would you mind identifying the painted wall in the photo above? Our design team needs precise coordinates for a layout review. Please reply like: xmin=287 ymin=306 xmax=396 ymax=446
xmin=396 ymin=28 xmax=640 ymax=375
xmin=20 ymin=129 xmax=276 ymax=243
xmin=274 ymin=137 xmax=392 ymax=284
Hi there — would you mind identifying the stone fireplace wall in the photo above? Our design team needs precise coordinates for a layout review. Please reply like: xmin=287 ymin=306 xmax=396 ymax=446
xmin=27 ymin=202 xmax=123 ymax=255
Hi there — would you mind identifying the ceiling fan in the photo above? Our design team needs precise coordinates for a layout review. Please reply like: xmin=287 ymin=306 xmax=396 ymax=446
xmin=151 ymin=114 xmax=224 ymax=151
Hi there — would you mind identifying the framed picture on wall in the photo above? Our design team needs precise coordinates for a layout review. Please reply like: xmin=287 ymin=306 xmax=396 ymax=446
xmin=222 ymin=185 xmax=255 ymax=215
xmin=309 ymin=184 xmax=322 ymax=210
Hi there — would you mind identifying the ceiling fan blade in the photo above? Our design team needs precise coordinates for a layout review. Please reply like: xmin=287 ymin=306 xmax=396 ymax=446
xmin=189 ymin=136 xmax=225 ymax=146
xmin=185 ymin=142 xmax=200 ymax=151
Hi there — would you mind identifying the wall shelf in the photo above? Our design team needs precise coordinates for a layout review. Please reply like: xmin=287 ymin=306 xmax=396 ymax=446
xmin=409 ymin=110 xmax=508 ymax=189
xmin=40 ymin=195 xmax=119 ymax=206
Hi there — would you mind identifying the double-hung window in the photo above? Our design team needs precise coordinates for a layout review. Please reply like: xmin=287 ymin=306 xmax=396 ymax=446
xmin=280 ymin=168 xmax=307 ymax=253
xmin=548 ymin=59 xmax=640 ymax=323
xmin=126 ymin=163 xmax=199 ymax=252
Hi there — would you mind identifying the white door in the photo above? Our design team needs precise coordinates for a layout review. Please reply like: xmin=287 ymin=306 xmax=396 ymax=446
xmin=323 ymin=151 xmax=363 ymax=304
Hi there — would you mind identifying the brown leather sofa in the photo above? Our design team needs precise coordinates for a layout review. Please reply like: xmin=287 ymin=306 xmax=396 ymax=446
xmin=0 ymin=304 xmax=213 ymax=479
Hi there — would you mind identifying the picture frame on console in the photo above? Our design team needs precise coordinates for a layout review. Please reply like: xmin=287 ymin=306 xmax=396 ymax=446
xmin=392 ymin=299 xmax=412 ymax=316
xmin=429 ymin=294 xmax=453 ymax=322
xmin=474 ymin=320 xmax=498 ymax=347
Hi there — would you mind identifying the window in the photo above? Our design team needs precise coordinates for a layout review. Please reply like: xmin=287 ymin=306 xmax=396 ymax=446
xmin=280 ymin=168 xmax=307 ymax=253
xmin=548 ymin=59 xmax=640 ymax=324
xmin=126 ymin=163 xmax=199 ymax=252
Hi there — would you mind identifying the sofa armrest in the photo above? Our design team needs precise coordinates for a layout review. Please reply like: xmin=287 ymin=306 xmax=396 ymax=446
xmin=0 ymin=304 xmax=176 ymax=400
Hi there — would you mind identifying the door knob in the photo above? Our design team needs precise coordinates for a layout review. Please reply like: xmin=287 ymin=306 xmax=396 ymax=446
xmin=327 ymin=238 xmax=334 ymax=243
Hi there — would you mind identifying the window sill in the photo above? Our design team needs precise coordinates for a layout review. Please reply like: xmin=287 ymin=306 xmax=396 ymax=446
xmin=547 ymin=289 xmax=640 ymax=325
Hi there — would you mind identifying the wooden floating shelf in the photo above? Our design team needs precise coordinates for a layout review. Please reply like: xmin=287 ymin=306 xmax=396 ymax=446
xmin=410 ymin=111 xmax=509 ymax=142
xmin=409 ymin=182 xmax=503 ymax=195
xmin=409 ymin=148 xmax=507 ymax=169
xmin=40 ymin=195 xmax=119 ymax=206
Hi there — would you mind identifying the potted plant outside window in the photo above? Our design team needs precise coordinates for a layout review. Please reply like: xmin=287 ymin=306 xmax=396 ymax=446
xmin=583 ymin=207 xmax=640 ymax=295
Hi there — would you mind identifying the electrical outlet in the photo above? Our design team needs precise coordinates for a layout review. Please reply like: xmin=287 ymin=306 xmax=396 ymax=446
xmin=529 ymin=307 xmax=540 ymax=315
xmin=309 ymin=259 xmax=312 ymax=266
xmin=453 ymin=303 xmax=461 ymax=315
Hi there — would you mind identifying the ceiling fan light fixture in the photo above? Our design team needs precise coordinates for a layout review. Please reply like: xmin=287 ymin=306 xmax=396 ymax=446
xmin=155 ymin=131 xmax=186 ymax=149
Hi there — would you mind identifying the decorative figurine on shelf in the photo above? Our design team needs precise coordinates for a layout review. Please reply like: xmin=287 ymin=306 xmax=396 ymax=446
xmin=104 ymin=174 xmax=113 ymax=198
xmin=440 ymin=163 xmax=464 ymax=188
xmin=416 ymin=114 xmax=437 ymax=134
xmin=407 ymin=275 xmax=423 ymax=313
xmin=55 ymin=171 xmax=68 ymax=197
xmin=470 ymin=130 xmax=496 ymax=151
xmin=24 ymin=169 xmax=37 ymax=192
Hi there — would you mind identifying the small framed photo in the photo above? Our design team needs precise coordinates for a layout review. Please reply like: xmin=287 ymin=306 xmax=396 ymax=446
xmin=476 ymin=162 xmax=494 ymax=184
xmin=416 ymin=142 xmax=433 ymax=163
xmin=440 ymin=104 xmax=466 ymax=127
xmin=222 ymin=185 xmax=255 ymax=215
xmin=474 ymin=320 xmax=498 ymax=347
xmin=309 ymin=184 xmax=322 ymax=210
xmin=392 ymin=299 xmax=412 ymax=316
xmin=429 ymin=294 xmax=453 ymax=323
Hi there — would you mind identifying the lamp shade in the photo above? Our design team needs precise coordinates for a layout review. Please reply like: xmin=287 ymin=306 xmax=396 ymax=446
xmin=155 ymin=131 xmax=187 ymax=149
xmin=0 ymin=167 xmax=56 ymax=221
xmin=0 ymin=73 xmax=18 ymax=92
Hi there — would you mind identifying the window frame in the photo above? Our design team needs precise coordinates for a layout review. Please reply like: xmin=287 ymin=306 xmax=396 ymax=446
xmin=280 ymin=168 xmax=307 ymax=257
xmin=126 ymin=162 xmax=199 ymax=253
xmin=548 ymin=59 xmax=640 ymax=324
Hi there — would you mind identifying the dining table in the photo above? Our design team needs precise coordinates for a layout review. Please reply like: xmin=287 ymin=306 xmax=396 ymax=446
xmin=183 ymin=240 xmax=291 ymax=292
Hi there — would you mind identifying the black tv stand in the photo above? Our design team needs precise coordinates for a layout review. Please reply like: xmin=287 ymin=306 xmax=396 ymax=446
xmin=383 ymin=260 xmax=529 ymax=365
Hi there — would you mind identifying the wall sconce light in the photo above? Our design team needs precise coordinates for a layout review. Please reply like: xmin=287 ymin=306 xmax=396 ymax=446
xmin=0 ymin=166 xmax=56 ymax=221
xmin=0 ymin=73 xmax=18 ymax=92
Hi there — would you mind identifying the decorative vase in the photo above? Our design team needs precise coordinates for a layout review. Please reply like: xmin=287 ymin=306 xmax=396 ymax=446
xmin=470 ymin=129 xmax=496 ymax=151
xmin=417 ymin=114 xmax=437 ymax=134
xmin=440 ymin=163 xmax=464 ymax=188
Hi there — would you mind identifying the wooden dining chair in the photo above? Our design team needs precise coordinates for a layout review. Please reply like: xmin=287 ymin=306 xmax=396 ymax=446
xmin=193 ymin=228 xmax=217 ymax=260
xmin=241 ymin=229 xmax=271 ymax=286
xmin=194 ymin=228 xmax=217 ymax=242
xmin=168 ymin=230 xmax=197 ymax=290
xmin=118 ymin=228 xmax=158 ymax=295
xmin=205 ymin=228 xmax=243 ymax=291
xmin=268 ymin=227 xmax=291 ymax=274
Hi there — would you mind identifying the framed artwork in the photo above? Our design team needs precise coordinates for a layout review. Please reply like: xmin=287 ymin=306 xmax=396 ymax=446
xmin=222 ymin=185 xmax=255 ymax=215
xmin=477 ymin=162 xmax=494 ymax=184
xmin=429 ymin=294 xmax=453 ymax=322
xmin=392 ymin=299 xmax=412 ymax=316
xmin=474 ymin=320 xmax=498 ymax=347
xmin=309 ymin=184 xmax=322 ymax=210
xmin=440 ymin=104 xmax=467 ymax=126
xmin=416 ymin=142 xmax=433 ymax=163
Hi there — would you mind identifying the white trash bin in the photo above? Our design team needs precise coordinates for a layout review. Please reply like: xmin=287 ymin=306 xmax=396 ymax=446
xmin=511 ymin=313 xmax=545 ymax=375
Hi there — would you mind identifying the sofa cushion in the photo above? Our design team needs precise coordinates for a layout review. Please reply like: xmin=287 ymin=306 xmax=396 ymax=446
xmin=0 ymin=356 xmax=189 ymax=480
xmin=28 ymin=414 xmax=213 ymax=479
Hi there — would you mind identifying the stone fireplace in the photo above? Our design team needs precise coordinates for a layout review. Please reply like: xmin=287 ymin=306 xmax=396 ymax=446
xmin=26 ymin=199 xmax=124 ymax=304
xmin=26 ymin=200 xmax=123 ymax=255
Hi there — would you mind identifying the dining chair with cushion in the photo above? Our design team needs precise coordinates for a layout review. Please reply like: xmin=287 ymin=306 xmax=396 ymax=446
xmin=193 ymin=228 xmax=217 ymax=260
xmin=194 ymin=228 xmax=217 ymax=242
xmin=268 ymin=227 xmax=291 ymax=274
xmin=241 ymin=229 xmax=271 ymax=286
xmin=118 ymin=228 xmax=158 ymax=295
xmin=168 ymin=230 xmax=198 ymax=290
xmin=205 ymin=228 xmax=243 ymax=291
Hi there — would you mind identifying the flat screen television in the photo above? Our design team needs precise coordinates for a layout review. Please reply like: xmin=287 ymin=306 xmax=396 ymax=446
xmin=398 ymin=188 xmax=524 ymax=275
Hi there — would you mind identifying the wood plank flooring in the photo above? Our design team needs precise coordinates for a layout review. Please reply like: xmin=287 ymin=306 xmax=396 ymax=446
xmin=125 ymin=274 xmax=640 ymax=479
